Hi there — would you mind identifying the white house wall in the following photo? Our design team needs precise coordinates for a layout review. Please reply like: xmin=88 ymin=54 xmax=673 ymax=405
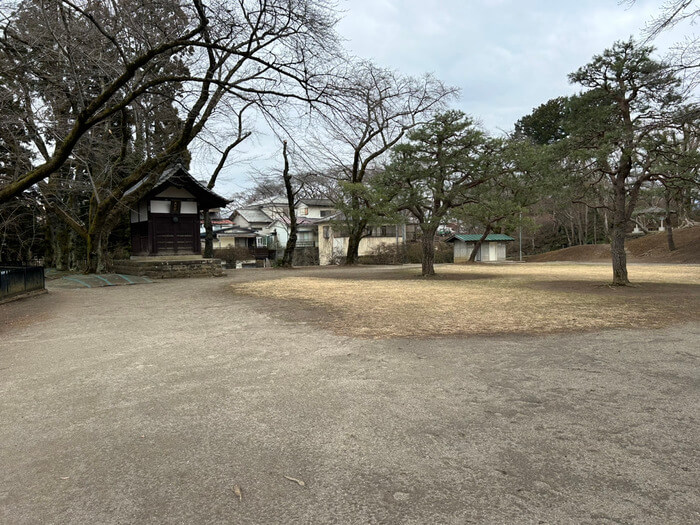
xmin=318 ymin=229 xmax=405 ymax=265
xmin=268 ymin=222 xmax=320 ymax=255
xmin=297 ymin=205 xmax=335 ymax=219
xmin=232 ymin=215 xmax=251 ymax=228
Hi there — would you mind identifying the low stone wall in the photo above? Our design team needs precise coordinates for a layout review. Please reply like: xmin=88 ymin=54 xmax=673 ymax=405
xmin=112 ymin=258 xmax=224 ymax=279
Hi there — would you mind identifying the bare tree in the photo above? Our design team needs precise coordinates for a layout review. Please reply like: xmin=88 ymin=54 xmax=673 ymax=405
xmin=201 ymin=101 xmax=254 ymax=258
xmin=625 ymin=0 xmax=700 ymax=90
xmin=308 ymin=60 xmax=456 ymax=264
xmin=279 ymin=140 xmax=298 ymax=267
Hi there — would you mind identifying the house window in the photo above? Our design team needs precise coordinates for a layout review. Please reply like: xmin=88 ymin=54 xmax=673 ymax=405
xmin=170 ymin=200 xmax=181 ymax=214
xmin=256 ymin=236 xmax=268 ymax=247
xmin=300 ymin=207 xmax=308 ymax=216
xmin=320 ymin=210 xmax=332 ymax=217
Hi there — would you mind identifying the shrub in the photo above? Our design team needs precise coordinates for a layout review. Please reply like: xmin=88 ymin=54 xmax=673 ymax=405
xmin=292 ymin=247 xmax=319 ymax=266
xmin=213 ymin=246 xmax=252 ymax=267
xmin=358 ymin=241 xmax=453 ymax=265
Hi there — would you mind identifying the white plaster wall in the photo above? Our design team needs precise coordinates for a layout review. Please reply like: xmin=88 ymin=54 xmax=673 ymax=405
xmin=489 ymin=242 xmax=497 ymax=261
xmin=150 ymin=200 xmax=170 ymax=214
xmin=454 ymin=241 xmax=477 ymax=263
xmin=181 ymin=201 xmax=197 ymax=214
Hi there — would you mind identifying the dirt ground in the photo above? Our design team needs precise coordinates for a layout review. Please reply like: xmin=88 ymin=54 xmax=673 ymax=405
xmin=1 ymin=265 xmax=699 ymax=524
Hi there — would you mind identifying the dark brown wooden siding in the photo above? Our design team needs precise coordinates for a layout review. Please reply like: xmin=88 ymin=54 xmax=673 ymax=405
xmin=150 ymin=215 xmax=200 ymax=255
xmin=131 ymin=222 xmax=150 ymax=255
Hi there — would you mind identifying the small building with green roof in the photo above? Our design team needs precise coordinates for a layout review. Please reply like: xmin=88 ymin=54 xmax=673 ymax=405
xmin=445 ymin=233 xmax=515 ymax=262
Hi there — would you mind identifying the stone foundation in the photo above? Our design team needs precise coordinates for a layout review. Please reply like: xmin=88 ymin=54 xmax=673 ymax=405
xmin=112 ymin=257 xmax=224 ymax=279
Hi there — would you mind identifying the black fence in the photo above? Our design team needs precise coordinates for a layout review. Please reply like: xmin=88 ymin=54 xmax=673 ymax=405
xmin=0 ymin=263 xmax=45 ymax=300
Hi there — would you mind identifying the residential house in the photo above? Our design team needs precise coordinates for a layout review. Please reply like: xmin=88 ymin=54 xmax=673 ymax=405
xmin=266 ymin=198 xmax=336 ymax=257
xmin=316 ymin=219 xmax=418 ymax=265
xmin=226 ymin=196 xmax=414 ymax=265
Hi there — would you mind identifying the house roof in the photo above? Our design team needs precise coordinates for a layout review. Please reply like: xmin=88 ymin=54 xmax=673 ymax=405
xmin=124 ymin=164 xmax=228 ymax=209
xmin=273 ymin=215 xmax=325 ymax=226
xmin=446 ymin=234 xmax=516 ymax=243
xmin=314 ymin=211 xmax=344 ymax=223
xmin=298 ymin=198 xmax=334 ymax=207
xmin=248 ymin=196 xmax=290 ymax=207
xmin=234 ymin=208 xmax=273 ymax=224
xmin=200 ymin=225 xmax=261 ymax=239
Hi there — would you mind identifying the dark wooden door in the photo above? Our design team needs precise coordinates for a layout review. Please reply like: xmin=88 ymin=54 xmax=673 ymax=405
xmin=152 ymin=216 xmax=199 ymax=254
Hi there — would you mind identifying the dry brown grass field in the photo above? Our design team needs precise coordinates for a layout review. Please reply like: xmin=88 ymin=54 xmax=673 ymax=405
xmin=230 ymin=263 xmax=700 ymax=338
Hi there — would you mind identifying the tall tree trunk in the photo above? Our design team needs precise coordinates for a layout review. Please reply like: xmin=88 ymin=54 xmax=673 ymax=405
xmin=280 ymin=141 xmax=297 ymax=267
xmin=604 ymin=211 xmax=609 ymax=235
xmin=563 ymin=222 xmax=572 ymax=247
xmin=665 ymin=191 xmax=676 ymax=251
xmin=420 ymin=225 xmax=438 ymax=276
xmin=345 ymin=227 xmax=363 ymax=265
xmin=48 ymin=218 xmax=70 ymax=270
xmin=610 ymin=184 xmax=629 ymax=286
xmin=468 ymin=224 xmax=492 ymax=262
xmin=203 ymin=210 xmax=215 ymax=258
xmin=85 ymin=228 xmax=109 ymax=274
xmin=610 ymin=224 xmax=629 ymax=285
xmin=593 ymin=209 xmax=598 ymax=244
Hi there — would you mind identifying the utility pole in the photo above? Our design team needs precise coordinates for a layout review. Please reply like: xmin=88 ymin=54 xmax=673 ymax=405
xmin=519 ymin=212 xmax=523 ymax=262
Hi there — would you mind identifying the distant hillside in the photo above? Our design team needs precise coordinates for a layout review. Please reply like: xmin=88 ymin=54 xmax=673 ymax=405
xmin=527 ymin=226 xmax=700 ymax=264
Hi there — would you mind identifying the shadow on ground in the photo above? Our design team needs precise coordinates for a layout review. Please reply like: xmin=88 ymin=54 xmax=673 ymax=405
xmin=45 ymin=271 xmax=153 ymax=289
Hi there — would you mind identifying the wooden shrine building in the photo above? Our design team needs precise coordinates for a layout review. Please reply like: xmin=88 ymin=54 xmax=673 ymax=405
xmin=127 ymin=165 xmax=228 ymax=256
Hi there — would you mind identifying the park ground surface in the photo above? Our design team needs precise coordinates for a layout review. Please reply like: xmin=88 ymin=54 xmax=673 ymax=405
xmin=1 ymin=262 xmax=699 ymax=524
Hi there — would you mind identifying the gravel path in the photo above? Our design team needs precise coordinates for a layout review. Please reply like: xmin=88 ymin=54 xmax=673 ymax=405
xmin=1 ymin=272 xmax=698 ymax=524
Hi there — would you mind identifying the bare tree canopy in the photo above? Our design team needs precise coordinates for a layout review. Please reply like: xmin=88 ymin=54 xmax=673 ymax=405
xmin=0 ymin=0 xmax=343 ymax=270
xmin=624 ymin=0 xmax=700 ymax=90
xmin=306 ymin=59 xmax=457 ymax=263
xmin=0 ymin=0 xmax=342 ymax=203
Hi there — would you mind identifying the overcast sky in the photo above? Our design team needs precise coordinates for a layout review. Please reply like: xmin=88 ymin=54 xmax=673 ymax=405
xmin=197 ymin=0 xmax=696 ymax=196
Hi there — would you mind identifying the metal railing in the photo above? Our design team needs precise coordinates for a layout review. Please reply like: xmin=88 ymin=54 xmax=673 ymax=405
xmin=0 ymin=263 xmax=45 ymax=300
